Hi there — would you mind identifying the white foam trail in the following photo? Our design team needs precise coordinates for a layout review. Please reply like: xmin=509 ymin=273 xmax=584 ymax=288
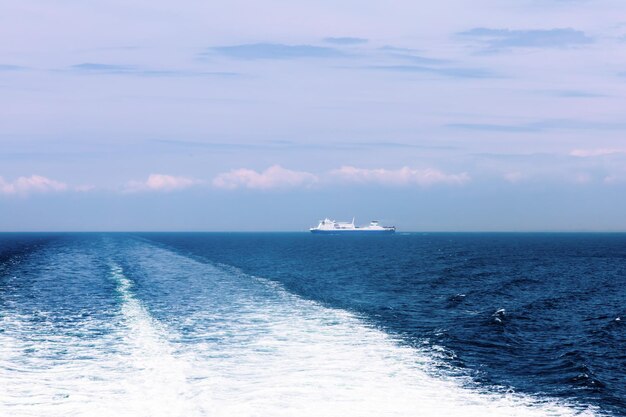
xmin=127 ymin=243 xmax=601 ymax=417
xmin=107 ymin=264 xmax=203 ymax=416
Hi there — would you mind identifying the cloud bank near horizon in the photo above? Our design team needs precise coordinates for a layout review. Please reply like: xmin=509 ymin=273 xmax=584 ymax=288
xmin=3 ymin=151 xmax=626 ymax=198
xmin=0 ymin=175 xmax=68 ymax=196
xmin=211 ymin=165 xmax=471 ymax=190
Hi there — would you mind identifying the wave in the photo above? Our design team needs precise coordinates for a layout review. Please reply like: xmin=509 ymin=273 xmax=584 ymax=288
xmin=0 ymin=236 xmax=603 ymax=416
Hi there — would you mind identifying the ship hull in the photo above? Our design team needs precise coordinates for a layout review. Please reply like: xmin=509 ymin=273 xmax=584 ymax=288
xmin=310 ymin=229 xmax=395 ymax=234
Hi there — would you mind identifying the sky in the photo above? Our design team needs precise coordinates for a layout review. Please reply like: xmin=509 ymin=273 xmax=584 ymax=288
xmin=1 ymin=0 xmax=626 ymax=231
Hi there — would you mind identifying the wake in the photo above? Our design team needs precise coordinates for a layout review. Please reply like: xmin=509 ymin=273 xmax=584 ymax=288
xmin=0 ymin=237 xmax=603 ymax=416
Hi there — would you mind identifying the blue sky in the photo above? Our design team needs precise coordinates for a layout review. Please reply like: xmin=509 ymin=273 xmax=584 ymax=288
xmin=1 ymin=0 xmax=626 ymax=231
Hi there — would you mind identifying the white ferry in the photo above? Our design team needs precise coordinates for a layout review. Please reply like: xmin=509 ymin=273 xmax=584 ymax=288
xmin=310 ymin=218 xmax=395 ymax=234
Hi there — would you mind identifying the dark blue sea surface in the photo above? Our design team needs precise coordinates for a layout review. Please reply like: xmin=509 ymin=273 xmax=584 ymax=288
xmin=1 ymin=232 xmax=625 ymax=416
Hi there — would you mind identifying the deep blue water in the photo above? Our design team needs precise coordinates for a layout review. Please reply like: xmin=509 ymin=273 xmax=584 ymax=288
xmin=1 ymin=232 xmax=625 ymax=416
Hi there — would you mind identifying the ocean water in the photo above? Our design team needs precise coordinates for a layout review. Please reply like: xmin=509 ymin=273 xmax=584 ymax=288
xmin=0 ymin=233 xmax=624 ymax=416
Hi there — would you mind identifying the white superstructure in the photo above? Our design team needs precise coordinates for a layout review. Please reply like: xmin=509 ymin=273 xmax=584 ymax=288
xmin=310 ymin=218 xmax=395 ymax=233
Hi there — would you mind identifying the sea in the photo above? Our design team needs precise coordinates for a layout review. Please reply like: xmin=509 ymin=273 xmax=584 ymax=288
xmin=1 ymin=232 xmax=625 ymax=417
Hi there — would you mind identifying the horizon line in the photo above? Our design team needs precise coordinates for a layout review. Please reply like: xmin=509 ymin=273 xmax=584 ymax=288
xmin=2 ymin=230 xmax=626 ymax=234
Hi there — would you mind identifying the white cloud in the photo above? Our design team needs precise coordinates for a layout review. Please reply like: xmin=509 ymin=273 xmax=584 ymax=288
xmin=570 ymin=149 xmax=624 ymax=157
xmin=125 ymin=174 xmax=200 ymax=192
xmin=329 ymin=166 xmax=470 ymax=186
xmin=213 ymin=165 xmax=318 ymax=190
xmin=0 ymin=175 xmax=68 ymax=196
